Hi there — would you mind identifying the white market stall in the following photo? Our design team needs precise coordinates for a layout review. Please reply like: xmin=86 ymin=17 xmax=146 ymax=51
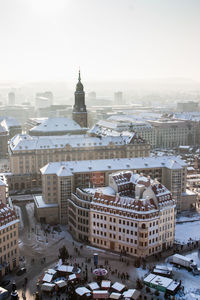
xmin=41 ymin=283 xmax=55 ymax=292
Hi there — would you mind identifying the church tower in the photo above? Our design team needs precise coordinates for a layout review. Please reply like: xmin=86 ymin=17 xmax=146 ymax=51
xmin=72 ymin=70 xmax=88 ymax=128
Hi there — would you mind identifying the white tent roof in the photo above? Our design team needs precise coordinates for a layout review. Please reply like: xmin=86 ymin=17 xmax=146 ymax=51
xmin=42 ymin=273 xmax=53 ymax=283
xmin=46 ymin=269 xmax=57 ymax=275
xmin=57 ymin=265 xmax=74 ymax=273
xmin=41 ymin=283 xmax=55 ymax=292
xmin=88 ymin=282 xmax=100 ymax=290
xmin=109 ymin=292 xmax=121 ymax=299
xmin=101 ymin=280 xmax=111 ymax=289
xmin=123 ymin=289 xmax=140 ymax=299
xmin=55 ymin=280 xmax=67 ymax=288
xmin=112 ymin=282 xmax=125 ymax=292
xmin=68 ymin=274 xmax=77 ymax=281
xmin=75 ymin=287 xmax=91 ymax=296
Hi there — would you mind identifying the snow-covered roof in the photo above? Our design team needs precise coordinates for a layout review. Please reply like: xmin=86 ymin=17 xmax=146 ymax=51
xmin=46 ymin=269 xmax=57 ymax=275
xmin=33 ymin=195 xmax=58 ymax=209
xmin=40 ymin=156 xmax=187 ymax=176
xmin=55 ymin=280 xmax=67 ymax=288
xmin=75 ymin=287 xmax=91 ymax=296
xmin=1 ymin=117 xmax=21 ymax=130
xmin=101 ymin=280 xmax=111 ymax=288
xmin=0 ymin=123 xmax=8 ymax=134
xmin=0 ymin=202 xmax=19 ymax=230
xmin=29 ymin=117 xmax=87 ymax=133
xmin=9 ymin=133 xmax=143 ymax=151
xmin=0 ymin=179 xmax=6 ymax=186
xmin=109 ymin=292 xmax=121 ymax=299
xmin=112 ymin=282 xmax=125 ymax=292
xmin=42 ymin=273 xmax=53 ymax=283
xmin=123 ymin=289 xmax=140 ymax=298
xmin=174 ymin=112 xmax=200 ymax=122
xmin=57 ymin=265 xmax=74 ymax=273
xmin=88 ymin=282 xmax=100 ymax=290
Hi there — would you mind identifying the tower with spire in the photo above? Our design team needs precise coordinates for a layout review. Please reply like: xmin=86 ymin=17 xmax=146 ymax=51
xmin=72 ymin=70 xmax=88 ymax=128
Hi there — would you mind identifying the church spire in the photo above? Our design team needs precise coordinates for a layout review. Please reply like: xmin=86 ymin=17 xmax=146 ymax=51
xmin=78 ymin=69 xmax=81 ymax=82
xmin=76 ymin=69 xmax=84 ymax=92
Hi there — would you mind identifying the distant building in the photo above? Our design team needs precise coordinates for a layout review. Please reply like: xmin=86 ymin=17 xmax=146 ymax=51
xmin=114 ymin=92 xmax=124 ymax=105
xmin=88 ymin=118 xmax=157 ymax=148
xmin=149 ymin=119 xmax=195 ymax=148
xmin=8 ymin=132 xmax=150 ymax=193
xmin=1 ymin=117 xmax=22 ymax=139
xmin=0 ymin=123 xmax=8 ymax=158
xmin=72 ymin=71 xmax=87 ymax=128
xmin=177 ymin=101 xmax=199 ymax=112
xmin=0 ymin=177 xmax=7 ymax=205
xmin=33 ymin=155 xmax=190 ymax=225
xmin=28 ymin=117 xmax=87 ymax=136
xmin=0 ymin=202 xmax=19 ymax=278
xmin=8 ymin=92 xmax=15 ymax=106
xmin=0 ymin=105 xmax=34 ymax=124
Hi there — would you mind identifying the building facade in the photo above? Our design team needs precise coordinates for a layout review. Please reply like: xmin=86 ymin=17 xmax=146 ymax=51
xmin=34 ymin=155 xmax=191 ymax=226
xmin=8 ymin=133 xmax=149 ymax=192
xmin=0 ymin=202 xmax=19 ymax=278
xmin=89 ymin=171 xmax=175 ymax=257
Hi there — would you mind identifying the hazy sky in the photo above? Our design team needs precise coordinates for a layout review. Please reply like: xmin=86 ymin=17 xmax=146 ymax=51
xmin=0 ymin=0 xmax=200 ymax=82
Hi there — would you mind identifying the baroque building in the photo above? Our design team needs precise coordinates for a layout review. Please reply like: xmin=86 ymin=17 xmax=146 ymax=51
xmin=33 ymin=155 xmax=192 ymax=226
xmin=0 ymin=202 xmax=19 ymax=278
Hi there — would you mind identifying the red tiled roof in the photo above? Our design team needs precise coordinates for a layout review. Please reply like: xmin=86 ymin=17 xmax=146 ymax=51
xmin=0 ymin=202 xmax=18 ymax=227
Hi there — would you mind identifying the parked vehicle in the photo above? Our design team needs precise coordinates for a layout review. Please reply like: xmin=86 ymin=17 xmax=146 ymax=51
xmin=168 ymin=254 xmax=200 ymax=275
xmin=153 ymin=265 xmax=173 ymax=278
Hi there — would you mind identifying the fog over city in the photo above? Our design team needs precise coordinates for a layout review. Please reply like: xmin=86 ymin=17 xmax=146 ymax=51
xmin=1 ymin=1 xmax=200 ymax=300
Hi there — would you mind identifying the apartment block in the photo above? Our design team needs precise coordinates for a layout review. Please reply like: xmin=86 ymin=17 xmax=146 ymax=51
xmin=34 ymin=155 xmax=192 ymax=226
xmin=0 ymin=202 xmax=19 ymax=278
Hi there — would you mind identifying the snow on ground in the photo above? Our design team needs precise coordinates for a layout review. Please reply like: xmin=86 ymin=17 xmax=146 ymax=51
xmin=176 ymin=212 xmax=200 ymax=223
xmin=175 ymin=220 xmax=200 ymax=243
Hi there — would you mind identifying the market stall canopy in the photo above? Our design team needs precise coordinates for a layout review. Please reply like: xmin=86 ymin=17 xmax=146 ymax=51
xmin=112 ymin=282 xmax=125 ymax=292
xmin=46 ymin=269 xmax=57 ymax=275
xmin=109 ymin=292 xmax=122 ymax=299
xmin=42 ymin=273 xmax=53 ymax=283
xmin=68 ymin=274 xmax=77 ymax=281
xmin=57 ymin=265 xmax=74 ymax=273
xmin=55 ymin=280 xmax=67 ymax=288
xmin=88 ymin=282 xmax=100 ymax=290
xmin=123 ymin=289 xmax=140 ymax=299
xmin=101 ymin=280 xmax=111 ymax=289
xmin=93 ymin=290 xmax=109 ymax=299
xmin=41 ymin=283 xmax=55 ymax=292
xmin=76 ymin=287 xmax=91 ymax=296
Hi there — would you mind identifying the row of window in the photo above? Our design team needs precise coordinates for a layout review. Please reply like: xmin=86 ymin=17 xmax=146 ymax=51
xmin=0 ymin=225 xmax=16 ymax=234
xmin=0 ymin=240 xmax=17 ymax=252
xmin=0 ymin=232 xmax=16 ymax=242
